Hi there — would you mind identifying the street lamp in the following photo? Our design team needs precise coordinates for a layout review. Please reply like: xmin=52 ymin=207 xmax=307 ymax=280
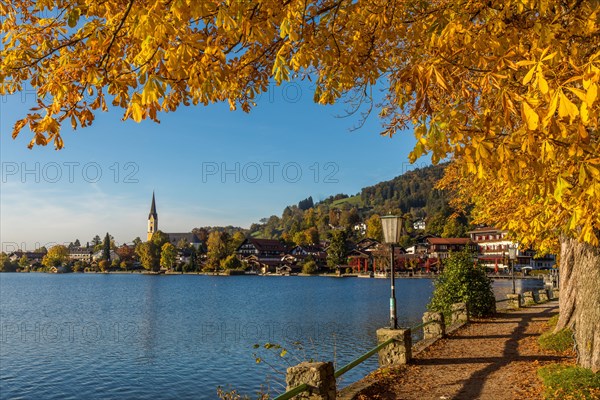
xmin=380 ymin=215 xmax=403 ymax=330
xmin=508 ymin=245 xmax=517 ymax=294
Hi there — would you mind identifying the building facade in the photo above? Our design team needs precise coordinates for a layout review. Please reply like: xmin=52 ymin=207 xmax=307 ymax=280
xmin=468 ymin=227 xmax=556 ymax=270
xmin=68 ymin=247 xmax=93 ymax=262
xmin=468 ymin=227 xmax=516 ymax=269
xmin=236 ymin=238 xmax=288 ymax=273
xmin=146 ymin=193 xmax=203 ymax=249
xmin=426 ymin=237 xmax=477 ymax=260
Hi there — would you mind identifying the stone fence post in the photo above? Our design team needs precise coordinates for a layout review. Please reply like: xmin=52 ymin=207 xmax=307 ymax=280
xmin=451 ymin=302 xmax=468 ymax=325
xmin=422 ymin=312 xmax=445 ymax=340
xmin=522 ymin=291 xmax=536 ymax=305
xmin=376 ymin=328 xmax=412 ymax=367
xmin=538 ymin=289 xmax=549 ymax=302
xmin=506 ymin=293 xmax=521 ymax=310
xmin=285 ymin=362 xmax=336 ymax=400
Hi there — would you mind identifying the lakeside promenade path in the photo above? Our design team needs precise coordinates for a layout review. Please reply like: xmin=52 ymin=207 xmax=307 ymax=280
xmin=351 ymin=301 xmax=574 ymax=400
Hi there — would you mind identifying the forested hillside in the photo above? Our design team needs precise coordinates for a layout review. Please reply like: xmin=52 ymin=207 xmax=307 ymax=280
xmin=359 ymin=163 xmax=448 ymax=217
xmin=244 ymin=163 xmax=471 ymax=248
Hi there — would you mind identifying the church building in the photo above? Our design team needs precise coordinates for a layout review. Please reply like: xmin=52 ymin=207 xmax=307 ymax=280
xmin=146 ymin=192 xmax=203 ymax=249
xmin=147 ymin=192 xmax=158 ymax=241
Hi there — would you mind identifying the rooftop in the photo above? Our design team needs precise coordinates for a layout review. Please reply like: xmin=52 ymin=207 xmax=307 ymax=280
xmin=427 ymin=237 xmax=473 ymax=245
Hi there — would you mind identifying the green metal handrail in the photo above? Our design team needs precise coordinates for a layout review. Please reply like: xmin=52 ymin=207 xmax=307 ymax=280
xmin=273 ymin=383 xmax=309 ymax=400
xmin=409 ymin=319 xmax=436 ymax=332
xmin=273 ymin=320 xmax=440 ymax=399
xmin=334 ymin=337 xmax=394 ymax=378
xmin=273 ymin=337 xmax=396 ymax=399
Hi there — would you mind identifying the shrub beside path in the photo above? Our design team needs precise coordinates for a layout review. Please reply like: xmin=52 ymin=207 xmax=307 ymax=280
xmin=351 ymin=301 xmax=575 ymax=400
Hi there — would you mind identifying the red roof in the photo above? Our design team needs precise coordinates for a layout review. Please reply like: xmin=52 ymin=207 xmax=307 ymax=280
xmin=247 ymin=238 xmax=288 ymax=252
xmin=467 ymin=227 xmax=506 ymax=234
xmin=427 ymin=238 xmax=472 ymax=245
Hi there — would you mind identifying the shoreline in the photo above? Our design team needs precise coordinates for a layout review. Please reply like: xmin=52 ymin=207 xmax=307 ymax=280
xmin=0 ymin=270 xmax=545 ymax=280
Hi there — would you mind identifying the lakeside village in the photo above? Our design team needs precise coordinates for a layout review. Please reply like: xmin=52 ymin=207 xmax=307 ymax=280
xmin=2 ymin=193 xmax=557 ymax=277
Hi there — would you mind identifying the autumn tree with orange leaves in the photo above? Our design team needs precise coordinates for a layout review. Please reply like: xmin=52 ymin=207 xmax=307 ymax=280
xmin=1 ymin=0 xmax=599 ymax=370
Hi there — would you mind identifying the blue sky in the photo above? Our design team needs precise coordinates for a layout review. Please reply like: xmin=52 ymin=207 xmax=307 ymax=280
xmin=0 ymin=80 xmax=427 ymax=251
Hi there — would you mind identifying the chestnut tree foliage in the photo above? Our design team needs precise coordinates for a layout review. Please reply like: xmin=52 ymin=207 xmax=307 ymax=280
xmin=1 ymin=0 xmax=599 ymax=368
xmin=1 ymin=0 xmax=597 ymax=245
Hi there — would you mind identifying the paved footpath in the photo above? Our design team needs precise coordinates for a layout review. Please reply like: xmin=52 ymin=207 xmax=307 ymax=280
xmin=351 ymin=301 xmax=573 ymax=400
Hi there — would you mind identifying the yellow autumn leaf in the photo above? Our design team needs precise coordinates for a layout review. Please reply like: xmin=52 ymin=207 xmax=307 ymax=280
xmin=543 ymin=92 xmax=559 ymax=126
xmin=130 ymin=103 xmax=143 ymax=123
xmin=558 ymin=90 xmax=579 ymax=120
xmin=538 ymin=74 xmax=549 ymax=94
xmin=580 ymin=102 xmax=589 ymax=123
xmin=579 ymin=164 xmax=587 ymax=185
xmin=433 ymin=68 xmax=449 ymax=91
xmin=587 ymin=83 xmax=598 ymax=106
xmin=566 ymin=86 xmax=587 ymax=102
xmin=554 ymin=175 xmax=572 ymax=203
xmin=541 ymin=51 xmax=557 ymax=61
xmin=522 ymin=65 xmax=536 ymax=85
xmin=522 ymin=101 xmax=539 ymax=130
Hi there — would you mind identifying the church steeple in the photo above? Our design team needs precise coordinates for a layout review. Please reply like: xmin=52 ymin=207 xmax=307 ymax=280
xmin=147 ymin=192 xmax=158 ymax=241
xmin=149 ymin=192 xmax=157 ymax=219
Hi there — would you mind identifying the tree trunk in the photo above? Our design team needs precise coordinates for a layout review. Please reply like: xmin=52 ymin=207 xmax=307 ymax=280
xmin=556 ymin=235 xmax=600 ymax=372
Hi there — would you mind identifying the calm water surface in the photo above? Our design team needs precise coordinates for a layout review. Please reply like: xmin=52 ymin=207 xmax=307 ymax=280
xmin=0 ymin=273 xmax=542 ymax=399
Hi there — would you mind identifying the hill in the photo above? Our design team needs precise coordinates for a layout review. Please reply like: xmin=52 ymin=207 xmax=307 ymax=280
xmin=245 ymin=163 xmax=471 ymax=247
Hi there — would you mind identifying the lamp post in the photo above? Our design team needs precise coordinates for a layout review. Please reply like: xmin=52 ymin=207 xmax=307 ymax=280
xmin=380 ymin=215 xmax=403 ymax=330
xmin=508 ymin=246 xmax=517 ymax=294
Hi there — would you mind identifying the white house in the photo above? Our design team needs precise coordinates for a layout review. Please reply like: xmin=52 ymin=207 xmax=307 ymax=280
xmin=92 ymin=250 xmax=120 ymax=262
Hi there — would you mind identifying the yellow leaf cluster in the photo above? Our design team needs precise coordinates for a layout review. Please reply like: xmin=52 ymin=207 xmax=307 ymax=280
xmin=1 ymin=0 xmax=599 ymax=246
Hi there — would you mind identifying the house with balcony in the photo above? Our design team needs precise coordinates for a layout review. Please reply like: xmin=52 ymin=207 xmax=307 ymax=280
xmin=236 ymin=238 xmax=288 ymax=273
xmin=284 ymin=244 xmax=327 ymax=267
xmin=426 ymin=237 xmax=477 ymax=261
xmin=468 ymin=227 xmax=556 ymax=270
xmin=468 ymin=227 xmax=517 ymax=270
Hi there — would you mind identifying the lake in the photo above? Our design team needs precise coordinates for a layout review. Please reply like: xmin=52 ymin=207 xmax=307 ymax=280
xmin=0 ymin=273 xmax=543 ymax=399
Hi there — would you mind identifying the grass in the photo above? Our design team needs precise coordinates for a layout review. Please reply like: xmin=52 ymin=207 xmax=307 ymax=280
xmin=331 ymin=195 xmax=363 ymax=207
xmin=538 ymin=328 xmax=574 ymax=352
xmin=538 ymin=364 xmax=600 ymax=400
xmin=538 ymin=314 xmax=574 ymax=352
xmin=536 ymin=314 xmax=599 ymax=399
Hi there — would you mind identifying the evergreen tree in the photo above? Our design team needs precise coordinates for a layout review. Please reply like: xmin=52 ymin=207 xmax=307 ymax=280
xmin=298 ymin=196 xmax=314 ymax=211
xmin=102 ymin=232 xmax=111 ymax=261
xmin=92 ymin=235 xmax=102 ymax=247
xmin=188 ymin=246 xmax=198 ymax=271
